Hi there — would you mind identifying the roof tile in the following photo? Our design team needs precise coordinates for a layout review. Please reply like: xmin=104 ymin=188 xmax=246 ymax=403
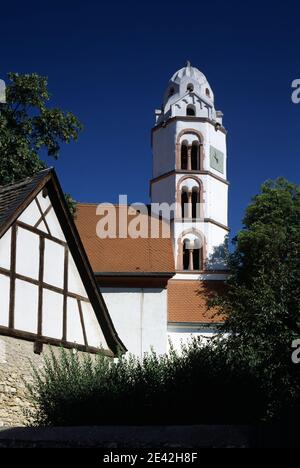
xmin=168 ymin=279 xmax=225 ymax=323
xmin=76 ymin=204 xmax=175 ymax=273
xmin=0 ymin=169 xmax=51 ymax=233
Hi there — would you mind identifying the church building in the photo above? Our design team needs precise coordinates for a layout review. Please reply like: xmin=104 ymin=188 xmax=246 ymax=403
xmin=0 ymin=63 xmax=229 ymax=426
xmin=76 ymin=63 xmax=230 ymax=356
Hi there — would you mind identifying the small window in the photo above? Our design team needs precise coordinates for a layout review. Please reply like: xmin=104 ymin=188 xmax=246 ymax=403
xmin=168 ymin=87 xmax=175 ymax=97
xmin=186 ymin=105 xmax=196 ymax=116
xmin=206 ymin=88 xmax=210 ymax=97
xmin=187 ymin=83 xmax=194 ymax=92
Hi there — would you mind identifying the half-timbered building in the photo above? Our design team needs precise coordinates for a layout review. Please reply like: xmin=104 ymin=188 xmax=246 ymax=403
xmin=0 ymin=168 xmax=125 ymax=426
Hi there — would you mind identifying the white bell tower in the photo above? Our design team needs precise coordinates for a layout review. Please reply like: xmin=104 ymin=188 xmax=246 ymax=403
xmin=151 ymin=62 xmax=229 ymax=277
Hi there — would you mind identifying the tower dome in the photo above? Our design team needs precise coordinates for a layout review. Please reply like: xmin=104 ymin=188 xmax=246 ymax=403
xmin=158 ymin=62 xmax=215 ymax=123
xmin=170 ymin=61 xmax=208 ymax=85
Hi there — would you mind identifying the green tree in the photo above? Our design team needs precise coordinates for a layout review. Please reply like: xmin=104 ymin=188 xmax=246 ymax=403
xmin=211 ymin=178 xmax=300 ymax=419
xmin=0 ymin=73 xmax=82 ymax=213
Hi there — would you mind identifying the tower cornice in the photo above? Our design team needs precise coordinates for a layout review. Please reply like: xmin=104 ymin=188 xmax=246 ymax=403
xmin=151 ymin=116 xmax=227 ymax=140
xmin=150 ymin=169 xmax=230 ymax=187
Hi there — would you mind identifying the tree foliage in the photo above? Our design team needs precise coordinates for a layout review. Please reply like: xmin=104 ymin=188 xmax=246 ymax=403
xmin=211 ymin=178 xmax=300 ymax=419
xmin=0 ymin=73 xmax=82 ymax=214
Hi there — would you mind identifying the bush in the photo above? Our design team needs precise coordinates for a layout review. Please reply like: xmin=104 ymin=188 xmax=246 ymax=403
xmin=27 ymin=339 xmax=267 ymax=426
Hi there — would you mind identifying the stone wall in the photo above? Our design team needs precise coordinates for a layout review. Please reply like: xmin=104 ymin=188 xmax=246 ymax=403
xmin=0 ymin=336 xmax=55 ymax=427
xmin=0 ymin=335 xmax=100 ymax=427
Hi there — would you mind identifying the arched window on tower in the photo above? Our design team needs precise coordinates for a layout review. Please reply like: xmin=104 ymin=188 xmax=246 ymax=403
xmin=181 ymin=187 xmax=189 ymax=219
xmin=192 ymin=187 xmax=200 ymax=219
xmin=186 ymin=104 xmax=196 ymax=116
xmin=183 ymin=239 xmax=190 ymax=270
xmin=191 ymin=141 xmax=199 ymax=170
xmin=181 ymin=142 xmax=188 ymax=170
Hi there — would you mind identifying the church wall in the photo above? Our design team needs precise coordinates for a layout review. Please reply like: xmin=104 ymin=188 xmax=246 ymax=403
xmin=205 ymin=223 xmax=228 ymax=268
xmin=167 ymin=328 xmax=216 ymax=353
xmin=151 ymin=175 xmax=176 ymax=207
xmin=152 ymin=121 xmax=177 ymax=178
xmin=206 ymin=176 xmax=228 ymax=226
xmin=101 ymin=288 xmax=168 ymax=357
xmin=174 ymin=120 xmax=227 ymax=176
xmin=173 ymin=219 xmax=227 ymax=270
xmin=206 ymin=123 xmax=227 ymax=179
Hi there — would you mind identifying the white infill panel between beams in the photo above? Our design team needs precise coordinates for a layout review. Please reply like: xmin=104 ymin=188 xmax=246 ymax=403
xmin=0 ymin=228 xmax=11 ymax=270
xmin=14 ymin=279 xmax=38 ymax=333
xmin=0 ymin=275 xmax=10 ymax=327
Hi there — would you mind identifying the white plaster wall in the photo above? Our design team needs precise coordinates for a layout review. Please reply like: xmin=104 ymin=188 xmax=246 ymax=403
xmin=67 ymin=297 xmax=85 ymax=345
xmin=205 ymin=223 xmax=228 ymax=269
xmin=16 ymin=228 xmax=39 ymax=280
xmin=167 ymin=328 xmax=216 ymax=353
xmin=0 ymin=275 xmax=10 ymax=327
xmin=18 ymin=199 xmax=41 ymax=226
xmin=14 ymin=279 xmax=38 ymax=333
xmin=207 ymin=123 xmax=227 ymax=179
xmin=151 ymin=174 xmax=176 ymax=207
xmin=141 ymin=289 xmax=167 ymax=354
xmin=170 ymin=95 xmax=214 ymax=120
xmin=0 ymin=228 xmax=11 ymax=270
xmin=17 ymin=194 xmax=67 ymax=241
xmin=44 ymin=207 xmax=66 ymax=241
xmin=101 ymin=288 xmax=168 ymax=357
xmin=43 ymin=239 xmax=65 ymax=289
xmin=81 ymin=301 xmax=108 ymax=349
xmin=206 ymin=176 xmax=228 ymax=226
xmin=152 ymin=121 xmax=177 ymax=178
xmin=68 ymin=253 xmax=88 ymax=298
xmin=101 ymin=289 xmax=141 ymax=355
xmin=172 ymin=273 xmax=229 ymax=281
xmin=174 ymin=219 xmax=208 ymax=244
xmin=42 ymin=289 xmax=64 ymax=339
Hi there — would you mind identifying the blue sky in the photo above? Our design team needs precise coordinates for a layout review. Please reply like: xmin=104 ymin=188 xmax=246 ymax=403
xmin=1 ymin=0 xmax=300 ymax=239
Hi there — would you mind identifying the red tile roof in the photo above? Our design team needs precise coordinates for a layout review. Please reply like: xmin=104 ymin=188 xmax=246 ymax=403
xmin=76 ymin=204 xmax=175 ymax=273
xmin=168 ymin=280 xmax=225 ymax=323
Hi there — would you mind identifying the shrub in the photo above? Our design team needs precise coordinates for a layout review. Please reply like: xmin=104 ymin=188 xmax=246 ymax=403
xmin=27 ymin=339 xmax=267 ymax=426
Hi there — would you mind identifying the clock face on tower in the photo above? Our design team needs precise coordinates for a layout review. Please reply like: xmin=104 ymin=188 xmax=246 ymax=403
xmin=209 ymin=146 xmax=224 ymax=174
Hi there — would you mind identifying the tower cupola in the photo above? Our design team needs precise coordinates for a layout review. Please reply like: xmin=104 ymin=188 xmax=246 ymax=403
xmin=156 ymin=62 xmax=223 ymax=126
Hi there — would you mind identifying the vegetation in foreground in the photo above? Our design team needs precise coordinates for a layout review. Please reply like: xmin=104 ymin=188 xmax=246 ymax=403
xmin=27 ymin=177 xmax=300 ymax=426
xmin=27 ymin=340 xmax=265 ymax=426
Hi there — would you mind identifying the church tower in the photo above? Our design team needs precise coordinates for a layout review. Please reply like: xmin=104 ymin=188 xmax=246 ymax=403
xmin=151 ymin=62 xmax=229 ymax=278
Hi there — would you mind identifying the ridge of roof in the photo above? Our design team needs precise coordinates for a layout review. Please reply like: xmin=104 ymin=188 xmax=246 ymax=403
xmin=0 ymin=167 xmax=52 ymax=193
xmin=0 ymin=168 xmax=53 ymax=235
